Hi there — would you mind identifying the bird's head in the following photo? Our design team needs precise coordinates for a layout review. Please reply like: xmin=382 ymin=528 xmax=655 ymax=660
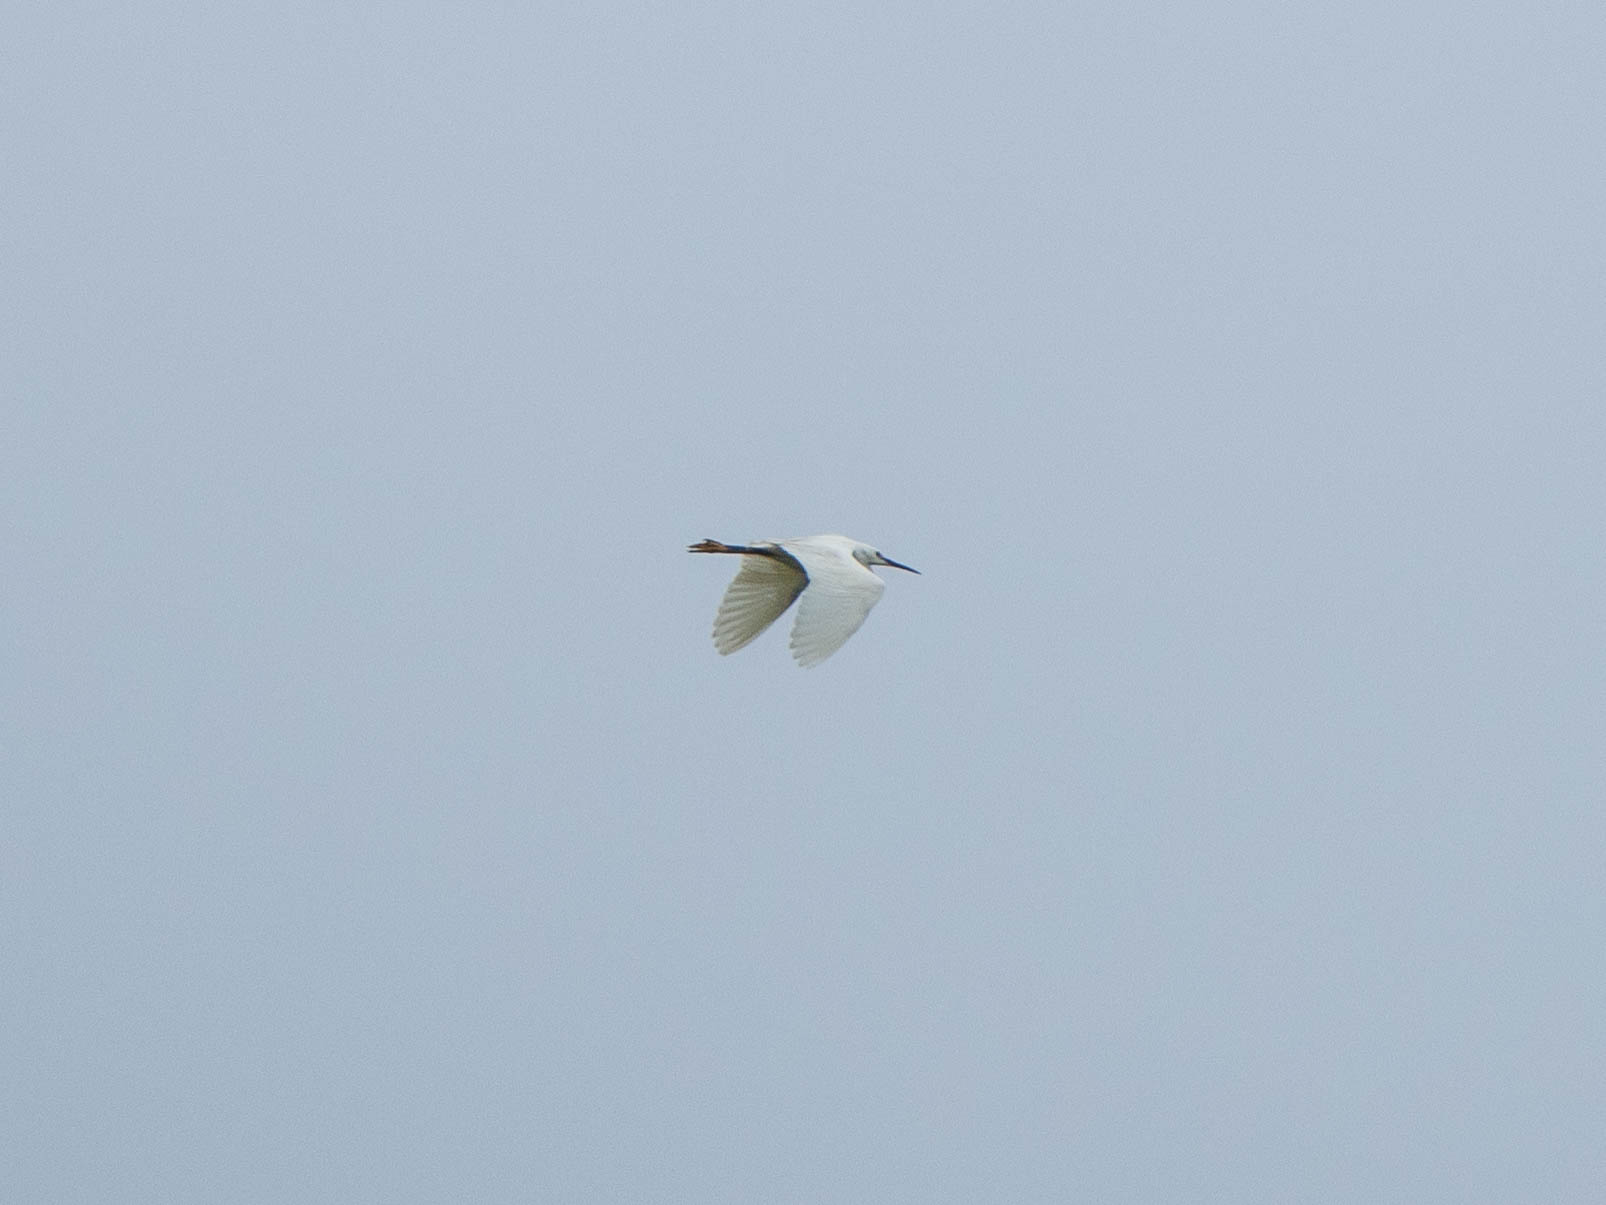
xmin=855 ymin=545 xmax=920 ymax=574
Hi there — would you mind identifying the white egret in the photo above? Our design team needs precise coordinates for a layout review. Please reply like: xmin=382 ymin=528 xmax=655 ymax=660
xmin=688 ymin=534 xmax=919 ymax=667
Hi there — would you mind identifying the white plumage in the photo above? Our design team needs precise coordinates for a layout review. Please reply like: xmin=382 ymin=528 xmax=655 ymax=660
xmin=688 ymin=534 xmax=919 ymax=667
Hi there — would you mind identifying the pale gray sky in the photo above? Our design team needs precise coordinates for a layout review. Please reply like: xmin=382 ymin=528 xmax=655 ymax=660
xmin=5 ymin=2 xmax=1604 ymax=1200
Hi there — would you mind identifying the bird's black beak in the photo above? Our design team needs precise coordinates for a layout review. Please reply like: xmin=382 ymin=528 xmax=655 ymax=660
xmin=883 ymin=557 xmax=919 ymax=574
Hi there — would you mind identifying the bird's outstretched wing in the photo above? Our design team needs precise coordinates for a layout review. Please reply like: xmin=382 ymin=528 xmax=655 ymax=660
xmin=710 ymin=547 xmax=808 ymax=655
xmin=786 ymin=550 xmax=886 ymax=667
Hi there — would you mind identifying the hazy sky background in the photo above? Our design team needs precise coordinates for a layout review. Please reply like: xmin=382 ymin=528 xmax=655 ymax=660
xmin=5 ymin=2 xmax=1603 ymax=1200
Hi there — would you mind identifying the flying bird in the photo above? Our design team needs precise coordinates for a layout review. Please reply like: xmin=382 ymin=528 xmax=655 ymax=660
xmin=688 ymin=534 xmax=919 ymax=667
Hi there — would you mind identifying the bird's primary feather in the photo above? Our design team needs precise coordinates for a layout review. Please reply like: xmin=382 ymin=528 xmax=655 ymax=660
xmin=710 ymin=546 xmax=808 ymax=655
xmin=783 ymin=544 xmax=886 ymax=667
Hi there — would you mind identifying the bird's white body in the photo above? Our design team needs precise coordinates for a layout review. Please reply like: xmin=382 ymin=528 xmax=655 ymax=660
xmin=688 ymin=534 xmax=918 ymax=667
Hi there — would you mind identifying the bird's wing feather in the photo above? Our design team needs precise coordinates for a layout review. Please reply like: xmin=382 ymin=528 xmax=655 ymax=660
xmin=785 ymin=549 xmax=885 ymax=667
xmin=711 ymin=548 xmax=808 ymax=655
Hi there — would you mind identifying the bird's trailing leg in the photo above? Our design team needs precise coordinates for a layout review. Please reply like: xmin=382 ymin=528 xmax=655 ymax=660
xmin=687 ymin=538 xmax=784 ymax=559
xmin=687 ymin=538 xmax=742 ymax=554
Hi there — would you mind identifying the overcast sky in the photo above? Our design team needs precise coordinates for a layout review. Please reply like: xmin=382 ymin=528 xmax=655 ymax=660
xmin=5 ymin=2 xmax=1604 ymax=1201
